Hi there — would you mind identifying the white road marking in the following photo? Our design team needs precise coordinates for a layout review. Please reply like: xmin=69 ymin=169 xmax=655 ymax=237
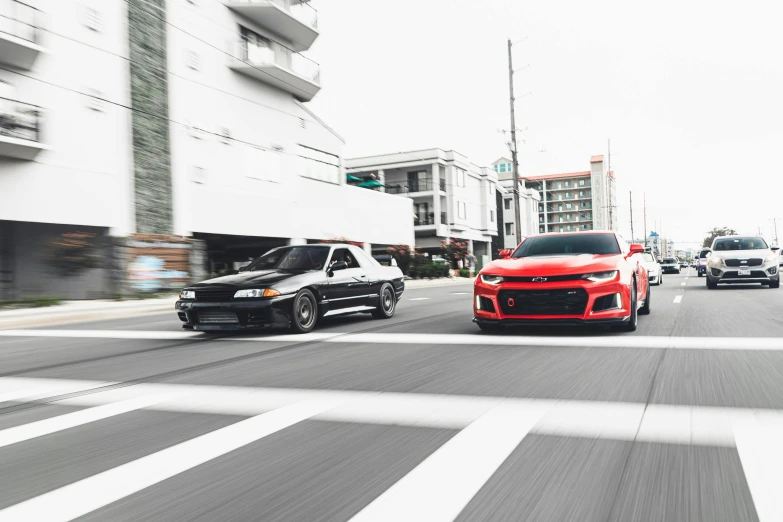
xmin=0 ymin=398 xmax=341 ymax=522
xmin=0 ymin=330 xmax=201 ymax=340
xmin=681 ymin=282 xmax=687 ymax=286
xmin=451 ymin=292 xmax=469 ymax=295
xmin=4 ymin=330 xmax=783 ymax=351
xmin=408 ymin=297 xmax=430 ymax=301
xmin=0 ymin=378 xmax=112 ymax=404
xmin=349 ymin=402 xmax=549 ymax=522
xmin=0 ymin=394 xmax=175 ymax=449
xmin=0 ymin=376 xmax=778 ymax=448
xmin=674 ymin=295 xmax=683 ymax=303
xmin=733 ymin=415 xmax=783 ymax=522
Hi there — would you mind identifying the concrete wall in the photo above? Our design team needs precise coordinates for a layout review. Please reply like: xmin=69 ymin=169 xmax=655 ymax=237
xmin=0 ymin=0 xmax=134 ymax=235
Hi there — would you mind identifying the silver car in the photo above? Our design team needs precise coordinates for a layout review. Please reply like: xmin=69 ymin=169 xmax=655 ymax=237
xmin=638 ymin=251 xmax=663 ymax=285
xmin=706 ymin=236 xmax=780 ymax=289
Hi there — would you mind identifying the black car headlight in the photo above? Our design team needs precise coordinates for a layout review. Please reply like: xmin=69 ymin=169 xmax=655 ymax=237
xmin=582 ymin=271 xmax=617 ymax=282
xmin=480 ymin=274 xmax=505 ymax=285
xmin=179 ymin=290 xmax=195 ymax=299
xmin=234 ymin=289 xmax=280 ymax=298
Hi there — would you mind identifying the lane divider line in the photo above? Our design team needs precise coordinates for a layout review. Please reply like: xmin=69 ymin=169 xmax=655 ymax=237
xmin=409 ymin=298 xmax=431 ymax=301
xmin=673 ymin=296 xmax=683 ymax=304
xmin=733 ymin=414 xmax=783 ymax=522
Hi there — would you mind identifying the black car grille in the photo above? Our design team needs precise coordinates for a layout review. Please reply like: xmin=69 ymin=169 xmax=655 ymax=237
xmin=498 ymin=288 xmax=588 ymax=316
xmin=198 ymin=310 xmax=239 ymax=324
xmin=721 ymin=270 xmax=767 ymax=278
xmin=195 ymin=288 xmax=236 ymax=301
xmin=724 ymin=258 xmax=763 ymax=267
xmin=503 ymin=274 xmax=584 ymax=283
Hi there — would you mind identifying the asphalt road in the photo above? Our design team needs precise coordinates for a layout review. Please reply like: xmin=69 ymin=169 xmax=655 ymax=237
xmin=0 ymin=268 xmax=781 ymax=521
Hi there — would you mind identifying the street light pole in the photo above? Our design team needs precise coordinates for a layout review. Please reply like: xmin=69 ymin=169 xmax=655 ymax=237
xmin=507 ymin=38 xmax=523 ymax=245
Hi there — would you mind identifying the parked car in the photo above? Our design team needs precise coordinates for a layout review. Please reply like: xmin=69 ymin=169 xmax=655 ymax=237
xmin=176 ymin=244 xmax=405 ymax=333
xmin=706 ymin=236 xmax=780 ymax=289
xmin=660 ymin=257 xmax=680 ymax=274
xmin=697 ymin=249 xmax=711 ymax=277
xmin=639 ymin=252 xmax=663 ymax=285
xmin=474 ymin=231 xmax=650 ymax=333
xmin=679 ymin=261 xmax=688 ymax=269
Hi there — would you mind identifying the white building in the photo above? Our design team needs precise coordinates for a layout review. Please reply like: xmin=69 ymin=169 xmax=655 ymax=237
xmin=490 ymin=157 xmax=541 ymax=249
xmin=346 ymin=149 xmax=498 ymax=262
xmin=523 ymin=155 xmax=617 ymax=234
xmin=0 ymin=0 xmax=413 ymax=300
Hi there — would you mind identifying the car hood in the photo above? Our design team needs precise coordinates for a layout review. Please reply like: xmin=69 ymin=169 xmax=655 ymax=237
xmin=189 ymin=270 xmax=305 ymax=288
xmin=710 ymin=250 xmax=772 ymax=260
xmin=483 ymin=254 xmax=623 ymax=276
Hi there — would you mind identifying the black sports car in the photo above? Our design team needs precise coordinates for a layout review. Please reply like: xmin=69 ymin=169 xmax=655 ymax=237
xmin=175 ymin=244 xmax=405 ymax=333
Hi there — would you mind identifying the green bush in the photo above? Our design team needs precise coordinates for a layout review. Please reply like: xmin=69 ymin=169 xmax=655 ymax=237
xmin=458 ymin=269 xmax=471 ymax=278
xmin=409 ymin=262 xmax=449 ymax=279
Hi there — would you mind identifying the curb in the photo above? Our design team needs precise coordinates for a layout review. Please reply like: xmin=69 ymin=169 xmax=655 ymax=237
xmin=404 ymin=278 xmax=475 ymax=289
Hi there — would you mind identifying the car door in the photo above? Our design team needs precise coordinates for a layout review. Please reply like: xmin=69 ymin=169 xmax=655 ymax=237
xmin=325 ymin=248 xmax=370 ymax=310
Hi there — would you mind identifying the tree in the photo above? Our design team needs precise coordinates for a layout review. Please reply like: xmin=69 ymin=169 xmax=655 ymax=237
xmin=387 ymin=244 xmax=413 ymax=275
xmin=440 ymin=238 xmax=469 ymax=268
xmin=703 ymin=227 xmax=738 ymax=248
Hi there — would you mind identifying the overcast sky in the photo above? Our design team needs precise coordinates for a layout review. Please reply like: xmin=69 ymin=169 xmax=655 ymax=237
xmin=308 ymin=0 xmax=783 ymax=249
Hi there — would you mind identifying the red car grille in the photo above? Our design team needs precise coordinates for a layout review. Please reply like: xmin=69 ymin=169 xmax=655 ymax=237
xmin=503 ymin=274 xmax=585 ymax=283
xmin=498 ymin=288 xmax=589 ymax=316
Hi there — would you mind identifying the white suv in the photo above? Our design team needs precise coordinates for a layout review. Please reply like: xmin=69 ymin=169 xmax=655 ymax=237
xmin=706 ymin=236 xmax=780 ymax=289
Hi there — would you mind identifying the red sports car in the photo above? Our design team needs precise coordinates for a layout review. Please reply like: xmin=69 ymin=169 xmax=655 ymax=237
xmin=474 ymin=231 xmax=650 ymax=332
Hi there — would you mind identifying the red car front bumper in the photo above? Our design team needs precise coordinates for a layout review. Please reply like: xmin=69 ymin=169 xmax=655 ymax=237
xmin=473 ymin=277 xmax=634 ymax=327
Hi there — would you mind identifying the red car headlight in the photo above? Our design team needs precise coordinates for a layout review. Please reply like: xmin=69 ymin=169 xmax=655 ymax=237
xmin=479 ymin=274 xmax=505 ymax=285
xmin=581 ymin=271 xmax=618 ymax=282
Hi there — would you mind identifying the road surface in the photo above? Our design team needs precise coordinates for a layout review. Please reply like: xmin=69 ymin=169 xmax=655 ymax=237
xmin=0 ymin=269 xmax=781 ymax=521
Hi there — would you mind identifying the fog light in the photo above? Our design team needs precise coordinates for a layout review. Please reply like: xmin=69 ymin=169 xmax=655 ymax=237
xmin=475 ymin=295 xmax=481 ymax=310
xmin=711 ymin=268 xmax=722 ymax=277
xmin=177 ymin=312 xmax=187 ymax=321
xmin=768 ymin=266 xmax=777 ymax=275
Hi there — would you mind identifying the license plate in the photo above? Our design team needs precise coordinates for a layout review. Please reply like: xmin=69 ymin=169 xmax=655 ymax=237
xmin=738 ymin=269 xmax=751 ymax=276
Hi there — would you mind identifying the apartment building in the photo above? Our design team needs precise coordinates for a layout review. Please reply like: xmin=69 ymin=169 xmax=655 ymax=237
xmin=0 ymin=0 xmax=412 ymax=300
xmin=524 ymin=155 xmax=617 ymax=234
xmin=490 ymin=157 xmax=541 ymax=249
xmin=346 ymin=149 xmax=498 ymax=263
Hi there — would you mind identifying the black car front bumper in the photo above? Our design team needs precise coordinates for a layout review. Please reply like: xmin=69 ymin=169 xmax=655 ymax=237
xmin=175 ymin=296 xmax=295 ymax=331
xmin=661 ymin=266 xmax=680 ymax=274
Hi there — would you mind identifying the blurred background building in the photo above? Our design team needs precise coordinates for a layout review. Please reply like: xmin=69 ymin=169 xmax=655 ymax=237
xmin=0 ymin=0 xmax=413 ymax=300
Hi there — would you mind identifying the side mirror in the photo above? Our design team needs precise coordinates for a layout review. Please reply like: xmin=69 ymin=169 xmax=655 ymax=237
xmin=498 ymin=249 xmax=511 ymax=259
xmin=238 ymin=265 xmax=249 ymax=272
xmin=771 ymin=246 xmax=780 ymax=252
xmin=628 ymin=243 xmax=645 ymax=256
xmin=328 ymin=261 xmax=348 ymax=276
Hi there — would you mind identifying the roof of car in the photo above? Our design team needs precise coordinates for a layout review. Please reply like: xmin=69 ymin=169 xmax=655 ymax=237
xmin=532 ymin=230 xmax=617 ymax=238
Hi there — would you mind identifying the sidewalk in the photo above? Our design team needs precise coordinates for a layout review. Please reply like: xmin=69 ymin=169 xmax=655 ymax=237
xmin=0 ymin=296 xmax=178 ymax=330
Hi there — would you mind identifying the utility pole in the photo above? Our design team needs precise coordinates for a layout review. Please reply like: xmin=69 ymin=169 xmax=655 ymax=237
xmin=774 ymin=218 xmax=779 ymax=245
xmin=629 ymin=192 xmax=634 ymax=241
xmin=607 ymin=139 xmax=612 ymax=231
xmin=643 ymin=193 xmax=648 ymax=248
xmin=507 ymin=38 xmax=523 ymax=245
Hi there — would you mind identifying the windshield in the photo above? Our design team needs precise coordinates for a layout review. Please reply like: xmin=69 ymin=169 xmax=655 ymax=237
xmin=713 ymin=237 xmax=768 ymax=251
xmin=512 ymin=233 xmax=621 ymax=257
xmin=663 ymin=258 xmax=677 ymax=263
xmin=246 ymin=246 xmax=330 ymax=271
xmin=698 ymin=250 xmax=711 ymax=259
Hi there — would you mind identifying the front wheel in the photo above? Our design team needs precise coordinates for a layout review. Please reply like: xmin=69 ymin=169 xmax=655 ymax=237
xmin=372 ymin=283 xmax=396 ymax=319
xmin=639 ymin=282 xmax=651 ymax=315
xmin=619 ymin=281 xmax=638 ymax=332
xmin=770 ymin=279 xmax=780 ymax=289
xmin=290 ymin=289 xmax=318 ymax=333
xmin=706 ymin=278 xmax=718 ymax=290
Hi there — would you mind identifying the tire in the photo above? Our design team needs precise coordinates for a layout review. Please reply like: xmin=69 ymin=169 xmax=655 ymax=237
xmin=477 ymin=321 xmax=503 ymax=333
xmin=639 ymin=282 xmax=651 ymax=315
xmin=372 ymin=283 xmax=397 ymax=319
xmin=698 ymin=272 xmax=703 ymax=277
xmin=706 ymin=277 xmax=718 ymax=290
xmin=289 ymin=289 xmax=318 ymax=333
xmin=658 ymin=274 xmax=663 ymax=286
xmin=770 ymin=279 xmax=780 ymax=289
xmin=619 ymin=281 xmax=638 ymax=332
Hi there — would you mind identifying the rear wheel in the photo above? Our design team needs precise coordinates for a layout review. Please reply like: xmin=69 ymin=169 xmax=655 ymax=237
xmin=372 ymin=283 xmax=396 ymax=319
xmin=619 ymin=282 xmax=638 ymax=332
xmin=639 ymin=282 xmax=651 ymax=315
xmin=290 ymin=289 xmax=317 ymax=333
xmin=658 ymin=274 xmax=663 ymax=285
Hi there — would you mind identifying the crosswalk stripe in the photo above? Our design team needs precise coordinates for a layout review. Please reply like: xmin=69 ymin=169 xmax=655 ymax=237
xmin=0 ymin=394 xmax=176 ymax=450
xmin=349 ymin=401 xmax=549 ymax=522
xmin=4 ymin=330 xmax=783 ymax=351
xmin=733 ymin=415 xmax=783 ymax=522
xmin=0 ymin=398 xmax=341 ymax=522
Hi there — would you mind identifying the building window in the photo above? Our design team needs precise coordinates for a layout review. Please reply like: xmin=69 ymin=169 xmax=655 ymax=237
xmin=580 ymin=202 xmax=587 ymax=208
xmin=490 ymin=210 xmax=495 ymax=222
xmin=504 ymin=199 xmax=511 ymax=210
xmin=558 ymin=204 xmax=563 ymax=211
xmin=579 ymin=190 xmax=585 ymax=197
xmin=579 ymin=179 xmax=585 ymax=186
xmin=185 ymin=49 xmax=200 ymax=70
xmin=559 ymin=216 xmax=563 ymax=223
xmin=458 ymin=201 xmax=466 ymax=219
xmin=298 ymin=144 xmax=340 ymax=184
xmin=557 ymin=183 xmax=562 ymax=189
xmin=240 ymin=26 xmax=272 ymax=63
xmin=540 ymin=226 xmax=544 ymax=233
xmin=567 ymin=225 xmax=572 ymax=231
xmin=581 ymin=224 xmax=587 ymax=230
xmin=565 ymin=181 xmax=570 ymax=187
xmin=559 ymin=225 xmax=564 ymax=232
xmin=84 ymin=7 xmax=103 ymax=32
xmin=566 ymin=203 xmax=572 ymax=210
xmin=565 ymin=192 xmax=571 ymax=198
xmin=505 ymin=223 xmax=513 ymax=235
xmin=499 ymin=163 xmax=506 ymax=173
xmin=539 ymin=216 xmax=543 ymax=223
xmin=457 ymin=169 xmax=466 ymax=187
xmin=580 ymin=213 xmax=587 ymax=219
xmin=493 ymin=164 xmax=499 ymax=172
xmin=539 ymin=206 xmax=543 ymax=212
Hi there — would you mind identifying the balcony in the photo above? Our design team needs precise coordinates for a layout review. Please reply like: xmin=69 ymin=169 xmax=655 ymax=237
xmin=226 ymin=0 xmax=319 ymax=52
xmin=414 ymin=212 xmax=447 ymax=227
xmin=228 ymin=40 xmax=321 ymax=101
xmin=0 ymin=97 xmax=45 ymax=160
xmin=385 ymin=178 xmax=447 ymax=194
xmin=0 ymin=0 xmax=45 ymax=70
